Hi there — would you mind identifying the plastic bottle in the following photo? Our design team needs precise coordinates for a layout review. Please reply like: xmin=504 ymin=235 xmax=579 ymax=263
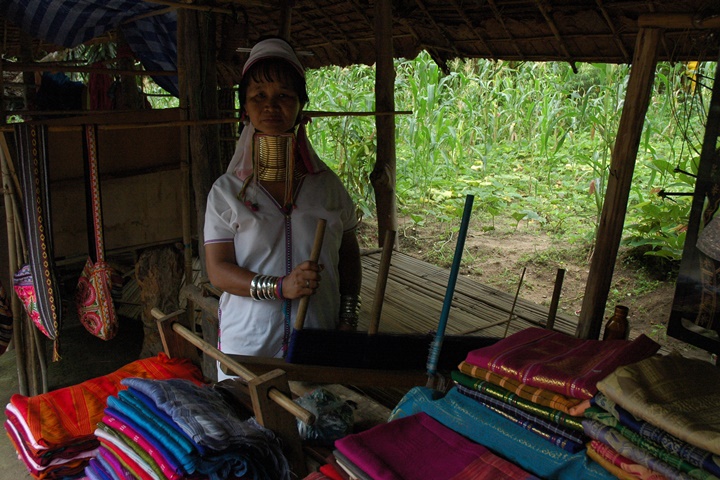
xmin=602 ymin=305 xmax=629 ymax=340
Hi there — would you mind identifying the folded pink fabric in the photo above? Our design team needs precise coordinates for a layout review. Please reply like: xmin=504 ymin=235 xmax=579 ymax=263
xmin=464 ymin=327 xmax=660 ymax=400
xmin=335 ymin=412 xmax=538 ymax=480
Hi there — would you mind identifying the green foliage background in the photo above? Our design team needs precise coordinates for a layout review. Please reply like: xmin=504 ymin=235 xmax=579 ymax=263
xmin=304 ymin=54 xmax=714 ymax=265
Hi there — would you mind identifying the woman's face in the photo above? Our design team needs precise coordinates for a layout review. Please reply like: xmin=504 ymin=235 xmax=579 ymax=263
xmin=244 ymin=77 xmax=301 ymax=135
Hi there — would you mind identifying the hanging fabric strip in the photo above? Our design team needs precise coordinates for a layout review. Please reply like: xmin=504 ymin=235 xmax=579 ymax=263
xmin=76 ymin=124 xmax=120 ymax=341
xmin=15 ymin=123 xmax=62 ymax=358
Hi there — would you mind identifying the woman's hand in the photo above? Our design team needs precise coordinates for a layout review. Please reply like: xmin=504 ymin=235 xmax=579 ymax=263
xmin=281 ymin=260 xmax=322 ymax=300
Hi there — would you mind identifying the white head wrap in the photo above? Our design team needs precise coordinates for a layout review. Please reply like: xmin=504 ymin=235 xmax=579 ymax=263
xmin=226 ymin=38 xmax=324 ymax=179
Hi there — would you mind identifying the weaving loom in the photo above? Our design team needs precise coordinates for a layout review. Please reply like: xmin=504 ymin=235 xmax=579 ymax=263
xmin=284 ymin=195 xmax=499 ymax=374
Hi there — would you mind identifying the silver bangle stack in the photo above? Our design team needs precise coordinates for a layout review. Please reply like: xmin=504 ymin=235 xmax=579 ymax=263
xmin=250 ymin=274 xmax=280 ymax=301
xmin=338 ymin=294 xmax=362 ymax=328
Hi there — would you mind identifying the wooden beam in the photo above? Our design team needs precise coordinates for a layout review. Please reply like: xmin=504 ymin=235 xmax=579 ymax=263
xmin=371 ymin=0 xmax=398 ymax=248
xmin=639 ymin=14 xmax=720 ymax=30
xmin=576 ymin=28 xmax=661 ymax=339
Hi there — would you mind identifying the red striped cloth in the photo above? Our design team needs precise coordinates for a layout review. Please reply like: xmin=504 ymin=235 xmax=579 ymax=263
xmin=464 ymin=327 xmax=660 ymax=400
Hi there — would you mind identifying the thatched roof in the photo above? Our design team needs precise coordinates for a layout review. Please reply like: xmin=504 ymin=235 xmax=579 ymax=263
xmin=229 ymin=0 xmax=720 ymax=71
xmin=2 ymin=1 xmax=720 ymax=74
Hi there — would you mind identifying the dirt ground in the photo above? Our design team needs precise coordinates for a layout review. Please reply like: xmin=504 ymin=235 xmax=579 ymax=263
xmin=358 ymin=215 xmax=713 ymax=362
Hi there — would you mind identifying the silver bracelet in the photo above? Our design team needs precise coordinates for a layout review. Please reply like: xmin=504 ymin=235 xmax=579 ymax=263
xmin=250 ymin=274 xmax=279 ymax=301
xmin=339 ymin=294 xmax=361 ymax=327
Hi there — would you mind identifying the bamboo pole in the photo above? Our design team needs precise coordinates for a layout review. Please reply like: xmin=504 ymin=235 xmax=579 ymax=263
xmin=1 ymin=133 xmax=28 ymax=395
xmin=2 ymin=62 xmax=176 ymax=76
xmin=577 ymin=27 xmax=661 ymax=339
xmin=294 ymin=219 xmax=326 ymax=331
xmin=369 ymin=229 xmax=395 ymax=335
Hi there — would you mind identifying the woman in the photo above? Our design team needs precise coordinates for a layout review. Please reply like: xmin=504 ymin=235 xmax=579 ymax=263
xmin=204 ymin=38 xmax=362 ymax=379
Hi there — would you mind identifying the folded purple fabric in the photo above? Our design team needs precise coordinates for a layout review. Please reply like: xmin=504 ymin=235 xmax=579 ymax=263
xmin=335 ymin=412 xmax=539 ymax=480
xmin=464 ymin=327 xmax=660 ymax=399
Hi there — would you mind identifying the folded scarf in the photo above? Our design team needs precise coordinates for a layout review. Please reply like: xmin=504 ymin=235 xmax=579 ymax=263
xmin=97 ymin=422 xmax=168 ymax=480
xmin=4 ymin=418 xmax=97 ymax=473
xmin=121 ymin=377 xmax=290 ymax=480
xmin=592 ymin=393 xmax=720 ymax=478
xmin=86 ymin=457 xmax=115 ymax=480
xmin=464 ymin=327 xmax=660 ymax=399
xmin=455 ymin=384 xmax=586 ymax=453
xmin=5 ymin=410 xmax=98 ymax=464
xmin=336 ymin=412 xmax=540 ymax=480
xmin=582 ymin=419 xmax=700 ymax=480
xmin=105 ymin=399 xmax=197 ymax=473
xmin=457 ymin=361 xmax=585 ymax=414
xmin=97 ymin=433 xmax=158 ymax=480
xmin=596 ymin=355 xmax=720 ymax=457
xmin=102 ymin=414 xmax=183 ymax=480
xmin=97 ymin=445 xmax=134 ymax=480
xmin=389 ymin=386 xmax=615 ymax=480
xmin=452 ymin=370 xmax=584 ymax=432
xmin=585 ymin=407 xmax=718 ymax=479
xmin=8 ymin=354 xmax=204 ymax=449
xmin=587 ymin=441 xmax=667 ymax=480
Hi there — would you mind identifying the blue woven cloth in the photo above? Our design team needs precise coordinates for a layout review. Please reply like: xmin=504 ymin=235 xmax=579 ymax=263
xmin=390 ymin=386 xmax=615 ymax=480
xmin=0 ymin=0 xmax=178 ymax=96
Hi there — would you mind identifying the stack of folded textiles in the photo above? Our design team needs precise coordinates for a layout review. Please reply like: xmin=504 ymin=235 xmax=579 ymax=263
xmin=85 ymin=377 xmax=291 ymax=480
xmin=304 ymin=411 xmax=540 ymax=479
xmin=389 ymin=327 xmax=662 ymax=480
xmin=3 ymin=353 xmax=205 ymax=479
xmin=583 ymin=354 xmax=720 ymax=480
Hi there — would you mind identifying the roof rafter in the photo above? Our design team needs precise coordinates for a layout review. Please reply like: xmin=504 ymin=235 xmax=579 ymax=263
xmin=595 ymin=0 xmax=631 ymax=63
xmin=487 ymin=0 xmax=525 ymax=60
xmin=534 ymin=0 xmax=577 ymax=72
xmin=448 ymin=0 xmax=496 ymax=58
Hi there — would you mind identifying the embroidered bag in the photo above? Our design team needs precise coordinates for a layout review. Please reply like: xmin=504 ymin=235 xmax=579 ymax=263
xmin=76 ymin=125 xmax=121 ymax=340
xmin=15 ymin=124 xmax=62 ymax=359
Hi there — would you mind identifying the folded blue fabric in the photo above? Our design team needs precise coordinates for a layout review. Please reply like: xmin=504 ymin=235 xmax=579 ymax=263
xmin=390 ymin=386 xmax=615 ymax=480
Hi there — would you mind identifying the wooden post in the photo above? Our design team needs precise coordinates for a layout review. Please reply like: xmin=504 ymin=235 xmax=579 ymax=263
xmin=576 ymin=28 xmax=661 ymax=339
xmin=371 ymin=0 xmax=398 ymax=247
xmin=278 ymin=0 xmax=293 ymax=40
xmin=249 ymin=370 xmax=307 ymax=477
xmin=177 ymin=6 xmax=222 ymax=280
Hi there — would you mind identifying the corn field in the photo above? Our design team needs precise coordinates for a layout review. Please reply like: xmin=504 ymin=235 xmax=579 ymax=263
xmin=305 ymin=54 xmax=715 ymax=263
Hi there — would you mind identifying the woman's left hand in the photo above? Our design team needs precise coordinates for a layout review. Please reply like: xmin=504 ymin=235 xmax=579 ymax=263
xmin=281 ymin=260 xmax=322 ymax=299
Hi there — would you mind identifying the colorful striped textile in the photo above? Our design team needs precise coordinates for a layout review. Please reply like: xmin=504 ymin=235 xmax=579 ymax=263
xmin=457 ymin=361 xmax=586 ymax=414
xmin=464 ymin=327 xmax=660 ymax=400
xmin=455 ymin=384 xmax=586 ymax=453
xmin=4 ymin=416 xmax=96 ymax=479
xmin=584 ymin=407 xmax=718 ymax=479
xmin=452 ymin=370 xmax=585 ymax=432
xmin=582 ymin=420 xmax=705 ymax=480
xmin=6 ymin=353 xmax=204 ymax=450
xmin=99 ymin=378 xmax=292 ymax=479
xmin=390 ymin=386 xmax=615 ymax=480
xmin=105 ymin=397 xmax=197 ymax=473
xmin=587 ymin=440 xmax=668 ymax=480
xmin=335 ymin=411 xmax=540 ymax=480
xmin=15 ymin=123 xmax=62 ymax=358
xmin=592 ymin=393 xmax=720 ymax=477
xmin=596 ymin=355 xmax=720 ymax=457
xmin=101 ymin=414 xmax=183 ymax=480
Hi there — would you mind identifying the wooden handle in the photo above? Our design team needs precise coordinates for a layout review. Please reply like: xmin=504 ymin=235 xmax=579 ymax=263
xmin=150 ymin=308 xmax=315 ymax=425
xmin=369 ymin=229 xmax=395 ymax=335
xmin=294 ymin=218 xmax=327 ymax=330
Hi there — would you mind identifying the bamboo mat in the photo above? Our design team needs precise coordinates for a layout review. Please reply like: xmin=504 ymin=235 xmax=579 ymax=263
xmin=357 ymin=250 xmax=578 ymax=339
